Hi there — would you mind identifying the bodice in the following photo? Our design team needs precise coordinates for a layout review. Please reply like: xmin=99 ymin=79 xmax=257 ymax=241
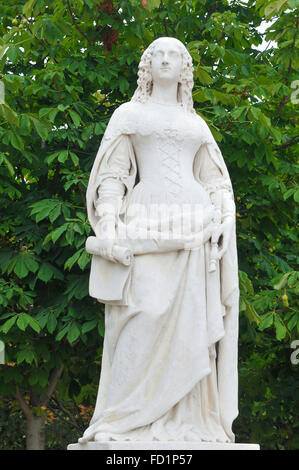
xmin=130 ymin=102 xmax=211 ymax=206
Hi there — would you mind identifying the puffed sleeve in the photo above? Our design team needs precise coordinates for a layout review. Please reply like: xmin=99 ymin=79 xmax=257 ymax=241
xmin=94 ymin=135 xmax=132 ymax=224
xmin=194 ymin=141 xmax=236 ymax=222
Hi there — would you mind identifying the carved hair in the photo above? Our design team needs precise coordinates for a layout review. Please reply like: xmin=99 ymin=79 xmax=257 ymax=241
xmin=131 ymin=37 xmax=195 ymax=114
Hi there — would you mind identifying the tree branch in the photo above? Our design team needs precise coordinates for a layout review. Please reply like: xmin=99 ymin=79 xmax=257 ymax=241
xmin=54 ymin=75 xmax=64 ymax=106
xmin=274 ymin=136 xmax=299 ymax=151
xmin=217 ymin=29 xmax=226 ymax=45
xmin=40 ymin=365 xmax=64 ymax=407
xmin=51 ymin=397 xmax=83 ymax=432
xmin=160 ymin=1 xmax=171 ymax=37
xmin=278 ymin=95 xmax=289 ymax=114
xmin=67 ymin=0 xmax=91 ymax=45
xmin=15 ymin=387 xmax=32 ymax=420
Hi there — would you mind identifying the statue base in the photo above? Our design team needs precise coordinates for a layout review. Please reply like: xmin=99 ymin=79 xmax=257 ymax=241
xmin=67 ymin=441 xmax=260 ymax=450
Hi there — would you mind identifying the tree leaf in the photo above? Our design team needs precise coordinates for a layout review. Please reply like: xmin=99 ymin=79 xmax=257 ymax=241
xmin=23 ymin=255 xmax=39 ymax=274
xmin=37 ymin=262 xmax=54 ymax=282
xmin=13 ymin=256 xmax=29 ymax=279
xmin=294 ymin=189 xmax=299 ymax=203
xmin=264 ymin=0 xmax=288 ymax=17
xmin=67 ymin=322 xmax=80 ymax=344
xmin=69 ymin=151 xmax=79 ymax=166
xmin=10 ymin=132 xmax=24 ymax=151
xmin=1 ymin=153 xmax=15 ymax=176
xmin=51 ymin=225 xmax=67 ymax=243
xmin=69 ymin=110 xmax=81 ymax=127
xmin=55 ymin=325 xmax=69 ymax=341
xmin=58 ymin=150 xmax=69 ymax=163
xmin=82 ymin=319 xmax=97 ymax=334
xmin=274 ymin=315 xmax=287 ymax=340
xmin=273 ymin=272 xmax=291 ymax=290
xmin=17 ymin=314 xmax=29 ymax=331
xmin=47 ymin=314 xmax=57 ymax=334
xmin=28 ymin=316 xmax=41 ymax=333
xmin=30 ymin=116 xmax=49 ymax=140
xmin=197 ymin=66 xmax=213 ymax=85
xmin=23 ymin=0 xmax=37 ymax=17
xmin=0 ymin=315 xmax=17 ymax=333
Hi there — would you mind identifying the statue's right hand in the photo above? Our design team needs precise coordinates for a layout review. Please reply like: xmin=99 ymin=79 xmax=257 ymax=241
xmin=94 ymin=218 xmax=117 ymax=261
xmin=98 ymin=238 xmax=115 ymax=261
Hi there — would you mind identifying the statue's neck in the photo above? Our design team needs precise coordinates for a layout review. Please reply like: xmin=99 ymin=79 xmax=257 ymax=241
xmin=150 ymin=81 xmax=178 ymax=105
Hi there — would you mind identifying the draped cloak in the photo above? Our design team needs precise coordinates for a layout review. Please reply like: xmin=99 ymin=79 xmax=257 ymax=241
xmin=82 ymin=101 xmax=239 ymax=443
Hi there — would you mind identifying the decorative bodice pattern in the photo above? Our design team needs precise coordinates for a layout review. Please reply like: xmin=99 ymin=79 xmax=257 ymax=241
xmin=130 ymin=102 xmax=211 ymax=207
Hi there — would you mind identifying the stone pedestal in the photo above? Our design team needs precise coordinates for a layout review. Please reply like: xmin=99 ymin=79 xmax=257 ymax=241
xmin=67 ymin=441 xmax=260 ymax=451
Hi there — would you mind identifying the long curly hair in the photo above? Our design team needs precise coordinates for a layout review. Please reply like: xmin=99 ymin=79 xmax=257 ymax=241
xmin=131 ymin=37 xmax=195 ymax=114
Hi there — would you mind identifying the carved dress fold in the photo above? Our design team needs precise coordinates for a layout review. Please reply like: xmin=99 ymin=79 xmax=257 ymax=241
xmin=81 ymin=101 xmax=239 ymax=443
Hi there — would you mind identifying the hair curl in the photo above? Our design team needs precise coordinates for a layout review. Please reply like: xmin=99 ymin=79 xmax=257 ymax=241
xmin=131 ymin=37 xmax=195 ymax=114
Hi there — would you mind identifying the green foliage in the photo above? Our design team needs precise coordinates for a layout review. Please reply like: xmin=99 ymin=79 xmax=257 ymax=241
xmin=0 ymin=0 xmax=298 ymax=449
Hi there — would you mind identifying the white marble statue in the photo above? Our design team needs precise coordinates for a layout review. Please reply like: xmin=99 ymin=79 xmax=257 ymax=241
xmin=79 ymin=37 xmax=239 ymax=445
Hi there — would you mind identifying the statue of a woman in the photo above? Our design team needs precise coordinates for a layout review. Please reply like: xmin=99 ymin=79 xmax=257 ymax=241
xmin=79 ymin=37 xmax=239 ymax=445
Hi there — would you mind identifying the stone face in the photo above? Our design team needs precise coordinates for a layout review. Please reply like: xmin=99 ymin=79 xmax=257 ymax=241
xmin=67 ymin=442 xmax=260 ymax=451
xmin=71 ymin=36 xmax=257 ymax=448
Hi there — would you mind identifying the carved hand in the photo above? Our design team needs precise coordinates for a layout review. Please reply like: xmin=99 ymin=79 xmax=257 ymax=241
xmin=94 ymin=216 xmax=117 ymax=261
xmin=213 ymin=216 xmax=234 ymax=259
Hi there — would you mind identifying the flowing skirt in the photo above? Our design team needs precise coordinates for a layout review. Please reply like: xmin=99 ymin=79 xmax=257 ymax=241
xmin=79 ymin=244 xmax=230 ymax=443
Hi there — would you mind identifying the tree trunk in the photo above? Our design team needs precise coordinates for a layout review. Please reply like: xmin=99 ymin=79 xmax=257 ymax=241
xmin=26 ymin=415 xmax=45 ymax=450
xmin=15 ymin=367 xmax=64 ymax=450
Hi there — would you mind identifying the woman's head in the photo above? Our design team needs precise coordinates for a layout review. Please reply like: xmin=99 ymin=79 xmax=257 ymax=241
xmin=131 ymin=37 xmax=195 ymax=113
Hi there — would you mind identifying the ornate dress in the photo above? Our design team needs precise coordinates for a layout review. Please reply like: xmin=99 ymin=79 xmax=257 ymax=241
xmin=79 ymin=100 xmax=239 ymax=443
